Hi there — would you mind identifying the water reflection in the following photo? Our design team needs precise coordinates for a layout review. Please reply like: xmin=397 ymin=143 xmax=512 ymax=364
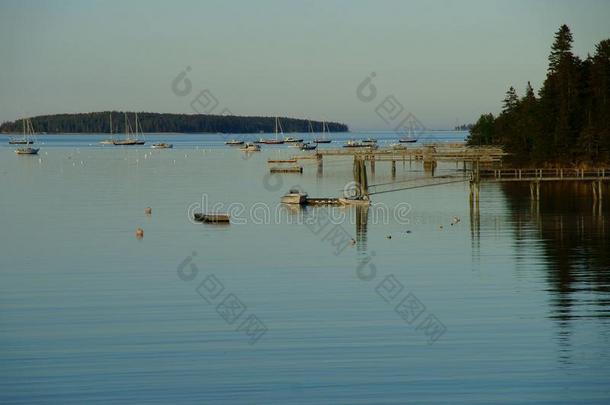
xmin=355 ymin=205 xmax=369 ymax=252
xmin=499 ymin=182 xmax=610 ymax=359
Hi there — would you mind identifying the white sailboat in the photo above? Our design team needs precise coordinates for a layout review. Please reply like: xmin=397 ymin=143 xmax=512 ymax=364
xmin=14 ymin=118 xmax=39 ymax=155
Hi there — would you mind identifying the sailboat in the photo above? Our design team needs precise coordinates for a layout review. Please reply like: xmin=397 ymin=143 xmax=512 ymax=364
xmin=14 ymin=118 xmax=39 ymax=155
xmin=113 ymin=113 xmax=145 ymax=145
xmin=261 ymin=117 xmax=285 ymax=144
xmin=133 ymin=112 xmax=145 ymax=145
xmin=99 ymin=113 xmax=115 ymax=144
xmin=9 ymin=117 xmax=35 ymax=145
xmin=314 ymin=121 xmax=332 ymax=143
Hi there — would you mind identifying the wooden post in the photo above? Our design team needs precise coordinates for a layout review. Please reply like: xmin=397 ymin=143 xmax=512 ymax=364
xmin=593 ymin=181 xmax=598 ymax=201
xmin=530 ymin=182 xmax=535 ymax=200
xmin=370 ymin=155 xmax=375 ymax=175
xmin=536 ymin=181 xmax=540 ymax=200
xmin=391 ymin=160 xmax=396 ymax=178
xmin=599 ymin=180 xmax=603 ymax=200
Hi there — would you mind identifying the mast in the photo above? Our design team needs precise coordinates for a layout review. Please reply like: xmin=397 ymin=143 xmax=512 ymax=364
xmin=109 ymin=113 xmax=112 ymax=135
xmin=124 ymin=112 xmax=128 ymax=140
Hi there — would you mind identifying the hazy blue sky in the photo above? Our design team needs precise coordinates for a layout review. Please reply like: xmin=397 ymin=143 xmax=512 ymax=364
xmin=1 ymin=0 xmax=609 ymax=130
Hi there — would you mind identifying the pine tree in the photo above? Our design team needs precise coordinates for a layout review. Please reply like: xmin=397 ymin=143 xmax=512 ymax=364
xmin=548 ymin=24 xmax=574 ymax=73
xmin=502 ymin=87 xmax=519 ymax=113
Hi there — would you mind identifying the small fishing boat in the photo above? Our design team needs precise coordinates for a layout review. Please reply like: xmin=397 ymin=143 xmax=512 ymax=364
xmin=240 ymin=143 xmax=261 ymax=152
xmin=314 ymin=121 xmax=332 ymax=143
xmin=15 ymin=147 xmax=39 ymax=155
xmin=226 ymin=139 xmax=244 ymax=145
xmin=362 ymin=138 xmax=378 ymax=144
xmin=194 ymin=213 xmax=231 ymax=223
xmin=151 ymin=143 xmax=173 ymax=149
xmin=300 ymin=142 xmax=317 ymax=151
xmin=284 ymin=136 xmax=303 ymax=143
xmin=399 ymin=136 xmax=418 ymax=143
xmin=281 ymin=188 xmax=308 ymax=204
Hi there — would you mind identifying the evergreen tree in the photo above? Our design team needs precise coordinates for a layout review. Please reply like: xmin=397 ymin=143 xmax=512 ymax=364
xmin=502 ymin=86 xmax=520 ymax=113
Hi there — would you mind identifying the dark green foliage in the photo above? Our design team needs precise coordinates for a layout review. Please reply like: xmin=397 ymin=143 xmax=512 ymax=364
xmin=467 ymin=25 xmax=610 ymax=165
xmin=0 ymin=112 xmax=348 ymax=134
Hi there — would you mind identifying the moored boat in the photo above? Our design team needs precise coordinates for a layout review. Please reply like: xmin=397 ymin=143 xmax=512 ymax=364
xmin=300 ymin=142 xmax=317 ymax=151
xmin=399 ymin=136 xmax=418 ymax=143
xmin=240 ymin=142 xmax=261 ymax=151
xmin=260 ymin=117 xmax=286 ymax=144
xmin=15 ymin=147 xmax=39 ymax=155
xmin=313 ymin=121 xmax=332 ymax=143
xmin=151 ymin=143 xmax=173 ymax=149
xmin=8 ymin=138 xmax=33 ymax=145
xmin=343 ymin=139 xmax=366 ymax=148
xmin=226 ymin=139 xmax=244 ymax=145
xmin=14 ymin=118 xmax=39 ymax=154
xmin=284 ymin=136 xmax=304 ymax=143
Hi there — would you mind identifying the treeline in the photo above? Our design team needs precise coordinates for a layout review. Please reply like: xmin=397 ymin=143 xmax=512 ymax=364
xmin=0 ymin=112 xmax=349 ymax=134
xmin=467 ymin=25 xmax=610 ymax=164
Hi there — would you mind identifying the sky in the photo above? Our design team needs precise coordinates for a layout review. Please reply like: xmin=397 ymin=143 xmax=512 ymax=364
xmin=1 ymin=0 xmax=609 ymax=130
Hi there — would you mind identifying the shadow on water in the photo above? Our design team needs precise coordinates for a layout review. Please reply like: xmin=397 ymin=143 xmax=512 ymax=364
xmin=498 ymin=182 xmax=610 ymax=360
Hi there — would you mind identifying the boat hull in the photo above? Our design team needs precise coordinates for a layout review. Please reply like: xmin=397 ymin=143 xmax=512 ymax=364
xmin=15 ymin=148 xmax=39 ymax=155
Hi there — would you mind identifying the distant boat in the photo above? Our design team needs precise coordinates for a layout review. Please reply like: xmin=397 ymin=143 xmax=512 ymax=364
xmin=300 ymin=142 xmax=317 ymax=151
xmin=240 ymin=142 xmax=261 ymax=152
xmin=14 ymin=118 xmax=39 ymax=155
xmin=113 ymin=112 xmax=145 ymax=145
xmin=390 ymin=143 xmax=407 ymax=150
xmin=99 ymin=113 xmax=115 ymax=144
xmin=362 ymin=138 xmax=378 ymax=144
xmin=284 ymin=136 xmax=303 ymax=143
xmin=8 ymin=138 xmax=33 ymax=145
xmin=151 ymin=143 xmax=173 ymax=149
xmin=313 ymin=121 xmax=332 ymax=143
xmin=399 ymin=136 xmax=418 ymax=143
xmin=281 ymin=188 xmax=308 ymax=204
xmin=226 ymin=139 xmax=244 ymax=145
xmin=9 ymin=118 xmax=36 ymax=145
xmin=343 ymin=139 xmax=366 ymax=148
xmin=261 ymin=117 xmax=285 ymax=144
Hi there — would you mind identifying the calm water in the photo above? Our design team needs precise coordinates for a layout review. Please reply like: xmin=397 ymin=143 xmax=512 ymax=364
xmin=1 ymin=133 xmax=609 ymax=404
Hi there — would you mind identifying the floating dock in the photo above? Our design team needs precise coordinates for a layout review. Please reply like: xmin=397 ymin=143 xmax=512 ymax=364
xmin=194 ymin=213 xmax=231 ymax=223
xmin=270 ymin=166 xmax=303 ymax=173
